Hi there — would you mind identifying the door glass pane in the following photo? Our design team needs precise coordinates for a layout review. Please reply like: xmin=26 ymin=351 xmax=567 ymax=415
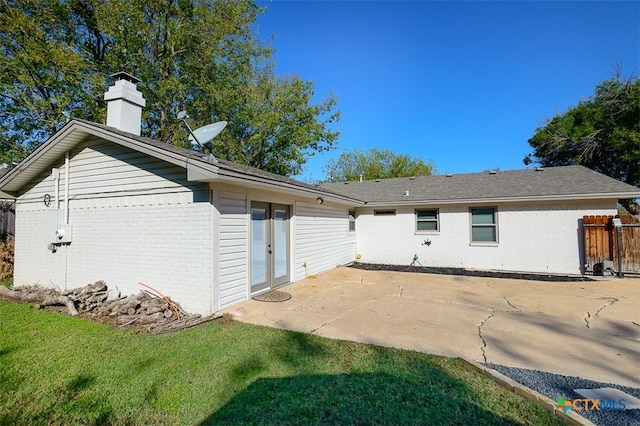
xmin=273 ymin=209 xmax=287 ymax=279
xmin=251 ymin=208 xmax=267 ymax=286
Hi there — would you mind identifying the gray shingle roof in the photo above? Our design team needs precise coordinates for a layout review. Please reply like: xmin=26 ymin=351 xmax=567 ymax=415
xmin=320 ymin=166 xmax=640 ymax=205
xmin=0 ymin=119 xmax=358 ymax=203
xmin=2 ymin=119 xmax=637 ymax=207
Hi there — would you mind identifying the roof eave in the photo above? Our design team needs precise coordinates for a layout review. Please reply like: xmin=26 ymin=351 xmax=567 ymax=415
xmin=0 ymin=119 xmax=364 ymax=205
xmin=362 ymin=192 xmax=640 ymax=206
xmin=0 ymin=120 xmax=78 ymax=193
xmin=0 ymin=120 xmax=194 ymax=194
xmin=202 ymin=167 xmax=364 ymax=205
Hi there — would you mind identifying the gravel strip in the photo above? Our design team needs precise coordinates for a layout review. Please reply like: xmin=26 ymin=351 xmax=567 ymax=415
xmin=485 ymin=364 xmax=639 ymax=426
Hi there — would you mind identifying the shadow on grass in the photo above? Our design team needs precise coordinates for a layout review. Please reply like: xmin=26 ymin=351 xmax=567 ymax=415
xmin=67 ymin=374 xmax=96 ymax=394
xmin=0 ymin=372 xmax=113 ymax=426
xmin=272 ymin=328 xmax=329 ymax=368
xmin=229 ymin=327 xmax=329 ymax=382
xmin=203 ymin=371 xmax=525 ymax=426
xmin=0 ymin=346 xmax=14 ymax=358
xmin=205 ymin=324 xmax=563 ymax=425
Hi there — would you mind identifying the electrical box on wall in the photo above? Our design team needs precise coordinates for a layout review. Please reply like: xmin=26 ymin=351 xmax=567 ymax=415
xmin=55 ymin=225 xmax=73 ymax=243
xmin=47 ymin=209 xmax=73 ymax=244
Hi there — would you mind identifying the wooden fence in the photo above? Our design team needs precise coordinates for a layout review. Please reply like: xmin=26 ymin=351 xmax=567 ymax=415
xmin=0 ymin=201 xmax=15 ymax=240
xmin=582 ymin=215 xmax=640 ymax=275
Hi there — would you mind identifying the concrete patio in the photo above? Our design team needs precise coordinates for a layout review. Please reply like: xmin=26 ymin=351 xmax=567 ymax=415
xmin=224 ymin=267 xmax=640 ymax=388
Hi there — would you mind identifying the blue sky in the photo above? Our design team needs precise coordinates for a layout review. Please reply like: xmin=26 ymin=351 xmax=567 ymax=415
xmin=254 ymin=1 xmax=639 ymax=182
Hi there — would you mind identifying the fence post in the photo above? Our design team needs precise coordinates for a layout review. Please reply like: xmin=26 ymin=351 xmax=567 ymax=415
xmin=612 ymin=218 xmax=623 ymax=278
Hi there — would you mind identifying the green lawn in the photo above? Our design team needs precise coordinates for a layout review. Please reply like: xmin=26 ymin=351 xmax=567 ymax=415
xmin=0 ymin=300 xmax=564 ymax=425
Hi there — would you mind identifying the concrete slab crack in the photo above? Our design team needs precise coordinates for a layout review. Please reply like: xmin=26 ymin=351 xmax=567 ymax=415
xmin=584 ymin=312 xmax=591 ymax=329
xmin=584 ymin=297 xmax=618 ymax=329
xmin=309 ymin=297 xmax=379 ymax=334
xmin=593 ymin=297 xmax=618 ymax=317
xmin=478 ymin=309 xmax=496 ymax=364
xmin=503 ymin=297 xmax=521 ymax=312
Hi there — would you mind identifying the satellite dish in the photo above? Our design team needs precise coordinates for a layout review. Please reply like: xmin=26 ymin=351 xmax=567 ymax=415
xmin=189 ymin=121 xmax=227 ymax=147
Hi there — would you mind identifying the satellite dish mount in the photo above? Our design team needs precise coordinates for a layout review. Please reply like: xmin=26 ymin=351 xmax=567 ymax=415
xmin=177 ymin=110 xmax=227 ymax=162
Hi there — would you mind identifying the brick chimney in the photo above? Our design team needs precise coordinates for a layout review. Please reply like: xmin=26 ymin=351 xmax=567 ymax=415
xmin=103 ymin=72 xmax=146 ymax=135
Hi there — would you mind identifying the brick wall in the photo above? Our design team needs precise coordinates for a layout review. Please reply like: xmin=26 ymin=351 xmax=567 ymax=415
xmin=355 ymin=201 xmax=617 ymax=275
xmin=15 ymin=192 xmax=215 ymax=315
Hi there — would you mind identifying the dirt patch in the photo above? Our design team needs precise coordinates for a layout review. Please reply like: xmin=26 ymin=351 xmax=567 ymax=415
xmin=349 ymin=262 xmax=591 ymax=282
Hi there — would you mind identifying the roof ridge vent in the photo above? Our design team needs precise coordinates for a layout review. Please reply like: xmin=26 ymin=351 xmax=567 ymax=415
xmin=409 ymin=176 xmax=415 ymax=180
xmin=535 ymin=167 xmax=544 ymax=171
xmin=489 ymin=170 xmax=497 ymax=174
xmin=375 ymin=179 xmax=381 ymax=182
xmin=445 ymin=173 xmax=453 ymax=177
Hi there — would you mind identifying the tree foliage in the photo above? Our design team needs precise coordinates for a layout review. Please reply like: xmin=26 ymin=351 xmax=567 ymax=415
xmin=323 ymin=148 xmax=436 ymax=182
xmin=524 ymin=71 xmax=640 ymax=214
xmin=0 ymin=0 xmax=339 ymax=176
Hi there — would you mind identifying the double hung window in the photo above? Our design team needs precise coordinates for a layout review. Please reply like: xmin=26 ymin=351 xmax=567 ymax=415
xmin=416 ymin=209 xmax=439 ymax=232
xmin=470 ymin=207 xmax=498 ymax=243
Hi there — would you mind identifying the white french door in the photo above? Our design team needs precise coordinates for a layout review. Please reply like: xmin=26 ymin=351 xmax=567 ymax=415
xmin=250 ymin=202 xmax=290 ymax=293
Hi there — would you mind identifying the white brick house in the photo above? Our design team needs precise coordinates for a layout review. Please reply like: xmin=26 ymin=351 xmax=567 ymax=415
xmin=321 ymin=169 xmax=639 ymax=276
xmin=0 ymin=74 xmax=358 ymax=315
xmin=1 ymin=74 xmax=638 ymax=315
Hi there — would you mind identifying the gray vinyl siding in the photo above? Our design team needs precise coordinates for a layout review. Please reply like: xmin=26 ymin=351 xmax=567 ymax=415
xmin=18 ymin=137 xmax=206 ymax=203
xmin=218 ymin=191 xmax=249 ymax=309
xmin=16 ymin=167 xmax=58 ymax=206
xmin=294 ymin=201 xmax=356 ymax=280
xmin=13 ymin=136 xmax=216 ymax=315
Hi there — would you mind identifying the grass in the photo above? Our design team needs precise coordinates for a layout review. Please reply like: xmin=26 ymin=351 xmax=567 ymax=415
xmin=0 ymin=300 xmax=565 ymax=425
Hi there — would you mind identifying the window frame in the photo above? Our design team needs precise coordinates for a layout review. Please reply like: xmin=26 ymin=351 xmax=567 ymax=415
xmin=348 ymin=209 xmax=356 ymax=232
xmin=469 ymin=207 xmax=498 ymax=244
xmin=415 ymin=208 xmax=439 ymax=233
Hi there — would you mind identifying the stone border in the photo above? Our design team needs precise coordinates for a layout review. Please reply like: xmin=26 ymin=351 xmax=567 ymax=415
xmin=461 ymin=358 xmax=596 ymax=426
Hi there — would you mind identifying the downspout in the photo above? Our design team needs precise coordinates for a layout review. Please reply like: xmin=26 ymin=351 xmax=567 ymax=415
xmin=64 ymin=151 xmax=70 ymax=291
xmin=64 ymin=151 xmax=69 ymax=224
xmin=53 ymin=168 xmax=60 ymax=209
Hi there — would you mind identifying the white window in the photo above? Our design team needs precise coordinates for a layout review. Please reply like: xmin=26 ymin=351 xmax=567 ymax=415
xmin=348 ymin=209 xmax=356 ymax=232
xmin=416 ymin=209 xmax=439 ymax=232
xmin=470 ymin=207 xmax=498 ymax=243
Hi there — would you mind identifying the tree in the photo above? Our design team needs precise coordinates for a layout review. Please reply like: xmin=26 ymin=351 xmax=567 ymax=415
xmin=0 ymin=0 xmax=339 ymax=176
xmin=323 ymin=148 xmax=436 ymax=182
xmin=524 ymin=70 xmax=640 ymax=215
